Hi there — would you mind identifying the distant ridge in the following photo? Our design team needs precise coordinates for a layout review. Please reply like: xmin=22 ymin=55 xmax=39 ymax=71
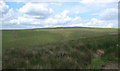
xmin=1 ymin=27 xmax=117 ymax=31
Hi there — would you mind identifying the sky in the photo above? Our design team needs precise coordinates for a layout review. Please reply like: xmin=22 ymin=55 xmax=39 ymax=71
xmin=0 ymin=0 xmax=119 ymax=29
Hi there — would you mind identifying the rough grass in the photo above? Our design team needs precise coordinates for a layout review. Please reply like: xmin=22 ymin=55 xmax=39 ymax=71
xmin=2 ymin=28 xmax=117 ymax=48
xmin=2 ymin=27 xmax=118 ymax=69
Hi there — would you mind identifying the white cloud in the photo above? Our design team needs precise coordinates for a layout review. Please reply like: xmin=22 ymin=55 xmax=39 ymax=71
xmin=0 ymin=1 xmax=18 ymax=26
xmin=106 ymin=23 xmax=114 ymax=28
xmin=82 ymin=18 xmax=117 ymax=28
xmin=50 ymin=3 xmax=62 ymax=6
xmin=44 ymin=10 xmax=74 ymax=25
xmin=0 ymin=0 xmax=9 ymax=25
xmin=9 ymin=19 xmax=18 ymax=24
xmin=75 ymin=10 xmax=80 ymax=14
xmin=16 ymin=10 xmax=71 ymax=25
xmin=86 ymin=18 xmax=105 ymax=25
xmin=80 ymin=0 xmax=119 ymax=10
xmin=9 ymin=8 xmax=118 ymax=28
xmin=19 ymin=3 xmax=53 ymax=19
xmin=99 ymin=8 xmax=118 ymax=20
xmin=61 ymin=10 xmax=69 ymax=17
xmin=2 ymin=8 xmax=17 ymax=25
xmin=1 ymin=1 xmax=118 ymax=29
xmin=2 ymin=8 xmax=16 ymax=20
xmin=72 ymin=16 xmax=81 ymax=22
xmin=0 ymin=0 xmax=9 ymax=14
xmin=80 ymin=0 xmax=118 ymax=4
xmin=10 ymin=10 xmax=83 ymax=28
xmin=15 ymin=16 xmax=42 ymax=24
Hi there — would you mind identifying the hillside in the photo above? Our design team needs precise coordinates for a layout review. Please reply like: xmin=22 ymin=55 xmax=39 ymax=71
xmin=2 ymin=27 xmax=118 ymax=69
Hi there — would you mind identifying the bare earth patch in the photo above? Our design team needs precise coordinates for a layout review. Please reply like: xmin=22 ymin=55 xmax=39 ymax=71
xmin=102 ymin=62 xmax=118 ymax=69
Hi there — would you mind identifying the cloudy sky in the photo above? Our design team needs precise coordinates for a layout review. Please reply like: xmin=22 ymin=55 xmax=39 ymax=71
xmin=0 ymin=0 xmax=119 ymax=29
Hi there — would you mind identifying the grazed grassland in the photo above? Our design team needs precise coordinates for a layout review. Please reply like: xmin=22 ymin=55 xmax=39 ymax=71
xmin=2 ymin=27 xmax=119 ymax=69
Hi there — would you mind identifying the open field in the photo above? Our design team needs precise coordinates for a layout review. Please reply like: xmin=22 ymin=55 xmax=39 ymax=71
xmin=2 ymin=27 xmax=119 ymax=69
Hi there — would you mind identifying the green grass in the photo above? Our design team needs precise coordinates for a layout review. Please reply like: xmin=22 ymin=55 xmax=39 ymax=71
xmin=2 ymin=27 xmax=118 ymax=69
xmin=88 ymin=58 xmax=104 ymax=69
xmin=2 ymin=28 xmax=117 ymax=48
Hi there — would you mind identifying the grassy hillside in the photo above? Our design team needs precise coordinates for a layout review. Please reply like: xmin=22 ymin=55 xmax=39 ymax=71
xmin=2 ymin=27 xmax=119 ymax=69
xmin=2 ymin=27 xmax=117 ymax=48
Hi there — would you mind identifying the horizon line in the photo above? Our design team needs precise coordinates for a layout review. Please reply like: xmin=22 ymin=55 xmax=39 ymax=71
xmin=1 ymin=26 xmax=119 ymax=31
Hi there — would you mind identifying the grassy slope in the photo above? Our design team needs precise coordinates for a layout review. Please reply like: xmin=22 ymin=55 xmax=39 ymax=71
xmin=2 ymin=27 xmax=117 ymax=48
xmin=2 ymin=27 xmax=118 ymax=69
